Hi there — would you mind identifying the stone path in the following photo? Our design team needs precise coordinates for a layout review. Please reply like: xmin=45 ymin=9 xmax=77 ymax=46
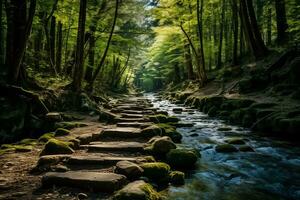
xmin=38 ymin=96 xmax=164 ymax=196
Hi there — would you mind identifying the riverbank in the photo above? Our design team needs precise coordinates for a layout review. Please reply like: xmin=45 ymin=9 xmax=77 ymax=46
xmin=160 ymin=50 xmax=300 ymax=141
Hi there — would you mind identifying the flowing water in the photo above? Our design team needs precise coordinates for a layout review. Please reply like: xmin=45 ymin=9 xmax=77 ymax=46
xmin=146 ymin=94 xmax=300 ymax=200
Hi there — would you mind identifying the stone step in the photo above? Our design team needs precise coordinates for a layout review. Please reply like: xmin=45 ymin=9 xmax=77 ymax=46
xmin=120 ymin=110 xmax=143 ymax=114
xmin=100 ymin=127 xmax=142 ymax=138
xmin=83 ymin=141 xmax=145 ymax=153
xmin=121 ymin=113 xmax=144 ymax=118
xmin=116 ymin=118 xmax=150 ymax=123
xmin=42 ymin=171 xmax=127 ymax=193
xmin=117 ymin=122 xmax=152 ymax=128
xmin=66 ymin=155 xmax=148 ymax=166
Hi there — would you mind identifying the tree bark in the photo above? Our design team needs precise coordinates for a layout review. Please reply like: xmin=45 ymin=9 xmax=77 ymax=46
xmin=89 ymin=0 xmax=119 ymax=89
xmin=217 ymin=0 xmax=226 ymax=69
xmin=34 ymin=27 xmax=43 ymax=69
xmin=56 ymin=21 xmax=63 ymax=74
xmin=275 ymin=0 xmax=288 ymax=45
xmin=197 ymin=0 xmax=206 ymax=77
xmin=85 ymin=33 xmax=95 ymax=81
xmin=232 ymin=0 xmax=239 ymax=65
xmin=184 ymin=42 xmax=194 ymax=80
xmin=240 ymin=0 xmax=268 ymax=60
xmin=266 ymin=8 xmax=272 ymax=45
xmin=50 ymin=16 xmax=56 ymax=69
xmin=72 ymin=0 xmax=87 ymax=92
xmin=5 ymin=0 xmax=36 ymax=85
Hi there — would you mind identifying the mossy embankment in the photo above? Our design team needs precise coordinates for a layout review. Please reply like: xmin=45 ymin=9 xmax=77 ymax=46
xmin=160 ymin=50 xmax=300 ymax=141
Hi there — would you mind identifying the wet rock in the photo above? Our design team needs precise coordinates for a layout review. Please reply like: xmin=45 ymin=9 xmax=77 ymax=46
xmin=217 ymin=127 xmax=232 ymax=132
xmin=100 ymin=127 xmax=141 ymax=138
xmin=146 ymin=136 xmax=176 ymax=155
xmin=169 ymin=171 xmax=185 ymax=185
xmin=38 ymin=133 xmax=55 ymax=143
xmin=239 ymin=145 xmax=254 ymax=152
xmin=190 ymin=133 xmax=199 ymax=137
xmin=115 ymin=161 xmax=144 ymax=180
xmin=45 ymin=113 xmax=62 ymax=122
xmin=157 ymin=123 xmax=182 ymax=143
xmin=225 ymin=138 xmax=246 ymax=145
xmin=215 ymin=144 xmax=238 ymax=153
xmin=113 ymin=180 xmax=161 ymax=200
xmin=40 ymin=139 xmax=74 ymax=156
xmin=42 ymin=171 xmax=127 ymax=193
xmin=141 ymin=125 xmax=162 ymax=137
xmin=173 ymin=108 xmax=183 ymax=113
xmin=54 ymin=128 xmax=70 ymax=137
xmin=77 ymin=193 xmax=88 ymax=200
xmin=166 ymin=149 xmax=198 ymax=169
xmin=140 ymin=162 xmax=170 ymax=181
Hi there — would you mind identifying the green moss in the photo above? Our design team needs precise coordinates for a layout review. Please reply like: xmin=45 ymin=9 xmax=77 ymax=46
xmin=40 ymin=138 xmax=74 ymax=156
xmin=166 ymin=149 xmax=198 ymax=169
xmin=140 ymin=183 xmax=161 ymax=200
xmin=0 ymin=144 xmax=32 ymax=153
xmin=215 ymin=144 xmax=238 ymax=153
xmin=169 ymin=171 xmax=185 ymax=185
xmin=19 ymin=139 xmax=38 ymax=145
xmin=225 ymin=137 xmax=245 ymax=145
xmin=157 ymin=123 xmax=182 ymax=143
xmin=54 ymin=122 xmax=88 ymax=130
xmin=140 ymin=162 xmax=170 ymax=180
xmin=38 ymin=132 xmax=55 ymax=143
xmin=141 ymin=125 xmax=162 ymax=137
xmin=55 ymin=128 xmax=70 ymax=136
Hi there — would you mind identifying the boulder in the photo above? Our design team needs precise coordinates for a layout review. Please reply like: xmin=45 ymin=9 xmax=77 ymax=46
xmin=225 ymin=138 xmax=245 ymax=145
xmin=157 ymin=123 xmax=182 ymax=143
xmin=115 ymin=161 xmax=144 ymax=180
xmin=45 ymin=113 xmax=62 ymax=122
xmin=40 ymin=139 xmax=74 ymax=156
xmin=38 ymin=133 xmax=55 ymax=143
xmin=215 ymin=144 xmax=238 ymax=153
xmin=113 ymin=180 xmax=161 ymax=200
xmin=169 ymin=171 xmax=185 ymax=185
xmin=166 ymin=149 xmax=198 ymax=169
xmin=147 ymin=136 xmax=176 ymax=155
xmin=141 ymin=125 xmax=162 ymax=137
xmin=140 ymin=162 xmax=170 ymax=181
xmin=54 ymin=128 xmax=70 ymax=137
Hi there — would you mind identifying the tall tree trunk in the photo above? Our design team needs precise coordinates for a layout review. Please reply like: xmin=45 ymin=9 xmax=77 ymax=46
xmin=34 ymin=27 xmax=43 ymax=69
xmin=184 ymin=42 xmax=194 ymax=80
xmin=275 ymin=0 xmax=288 ymax=45
xmin=85 ymin=33 xmax=95 ymax=81
xmin=256 ymin=0 xmax=264 ymax=30
xmin=217 ymin=0 xmax=226 ymax=69
xmin=50 ymin=16 xmax=56 ymax=70
xmin=240 ymin=0 xmax=268 ymax=59
xmin=89 ymin=0 xmax=119 ymax=89
xmin=5 ymin=0 xmax=36 ymax=85
xmin=266 ymin=8 xmax=272 ymax=45
xmin=232 ymin=0 xmax=239 ymax=65
xmin=72 ymin=0 xmax=87 ymax=92
xmin=196 ymin=0 xmax=207 ymax=85
xmin=0 ymin=0 xmax=4 ymax=64
xmin=56 ymin=21 xmax=62 ymax=74
xmin=174 ymin=63 xmax=181 ymax=83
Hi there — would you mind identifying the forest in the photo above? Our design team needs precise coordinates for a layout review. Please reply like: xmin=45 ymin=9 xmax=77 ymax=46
xmin=0 ymin=0 xmax=300 ymax=200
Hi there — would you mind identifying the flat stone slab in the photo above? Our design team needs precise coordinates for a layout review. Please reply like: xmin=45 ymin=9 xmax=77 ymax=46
xmin=67 ymin=156 xmax=140 ymax=166
xmin=100 ymin=127 xmax=142 ymax=138
xmin=121 ymin=113 xmax=144 ymax=119
xmin=116 ymin=118 xmax=150 ymax=123
xmin=84 ymin=142 xmax=145 ymax=152
xmin=42 ymin=171 xmax=127 ymax=193
xmin=117 ymin=122 xmax=152 ymax=128
xmin=120 ymin=110 xmax=143 ymax=114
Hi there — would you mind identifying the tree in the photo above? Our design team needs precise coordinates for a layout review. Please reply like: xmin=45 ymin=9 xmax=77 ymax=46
xmin=0 ymin=0 xmax=4 ymax=64
xmin=56 ymin=21 xmax=63 ymax=73
xmin=5 ymin=0 xmax=36 ymax=84
xmin=232 ymin=0 xmax=239 ymax=65
xmin=240 ymin=0 xmax=268 ymax=59
xmin=275 ymin=0 xmax=288 ymax=45
xmin=217 ymin=0 xmax=226 ymax=68
xmin=72 ymin=0 xmax=87 ymax=92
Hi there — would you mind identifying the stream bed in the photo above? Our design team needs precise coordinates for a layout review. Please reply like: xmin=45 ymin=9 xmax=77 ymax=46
xmin=146 ymin=94 xmax=300 ymax=200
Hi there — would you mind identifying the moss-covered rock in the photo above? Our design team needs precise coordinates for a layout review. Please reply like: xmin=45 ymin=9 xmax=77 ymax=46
xmin=55 ymin=128 xmax=70 ymax=136
xmin=157 ymin=123 xmax=182 ymax=143
xmin=19 ymin=138 xmax=38 ymax=145
xmin=140 ymin=162 xmax=170 ymax=181
xmin=239 ymin=145 xmax=254 ymax=152
xmin=141 ymin=125 xmax=162 ymax=137
xmin=146 ymin=136 xmax=176 ymax=155
xmin=113 ymin=180 xmax=161 ymax=200
xmin=169 ymin=171 xmax=185 ymax=185
xmin=148 ymin=114 xmax=168 ymax=123
xmin=115 ymin=161 xmax=144 ymax=180
xmin=215 ymin=144 xmax=238 ymax=153
xmin=225 ymin=137 xmax=246 ymax=145
xmin=38 ymin=132 xmax=55 ymax=143
xmin=40 ymin=139 xmax=74 ymax=156
xmin=166 ymin=149 xmax=199 ymax=169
